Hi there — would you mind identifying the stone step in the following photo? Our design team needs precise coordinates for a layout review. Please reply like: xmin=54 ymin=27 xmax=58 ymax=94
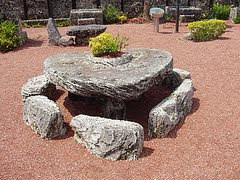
xmin=78 ymin=18 xmax=96 ymax=25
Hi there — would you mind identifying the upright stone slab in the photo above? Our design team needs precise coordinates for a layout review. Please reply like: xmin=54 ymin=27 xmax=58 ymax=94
xmin=23 ymin=96 xmax=66 ymax=140
xmin=148 ymin=79 xmax=194 ymax=138
xmin=21 ymin=75 xmax=56 ymax=102
xmin=71 ymin=115 xmax=144 ymax=161
xmin=47 ymin=18 xmax=74 ymax=46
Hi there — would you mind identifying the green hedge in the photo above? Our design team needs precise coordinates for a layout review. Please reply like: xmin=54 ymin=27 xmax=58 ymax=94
xmin=0 ymin=20 xmax=24 ymax=52
xmin=188 ymin=19 xmax=226 ymax=42
xmin=211 ymin=3 xmax=231 ymax=20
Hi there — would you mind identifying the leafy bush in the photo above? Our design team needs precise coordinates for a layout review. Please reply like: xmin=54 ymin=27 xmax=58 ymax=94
xmin=56 ymin=19 xmax=70 ymax=27
xmin=103 ymin=5 xmax=122 ymax=24
xmin=211 ymin=3 xmax=231 ymax=20
xmin=89 ymin=33 xmax=128 ymax=57
xmin=0 ymin=20 xmax=24 ymax=52
xmin=233 ymin=15 xmax=240 ymax=24
xmin=117 ymin=15 xmax=128 ymax=24
xmin=188 ymin=19 xmax=226 ymax=41
xmin=23 ymin=22 xmax=45 ymax=28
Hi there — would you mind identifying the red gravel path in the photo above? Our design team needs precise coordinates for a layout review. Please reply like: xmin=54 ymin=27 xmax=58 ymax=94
xmin=1 ymin=22 xmax=240 ymax=179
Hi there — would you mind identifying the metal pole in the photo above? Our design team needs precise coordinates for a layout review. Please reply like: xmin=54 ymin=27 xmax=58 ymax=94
xmin=175 ymin=0 xmax=180 ymax=33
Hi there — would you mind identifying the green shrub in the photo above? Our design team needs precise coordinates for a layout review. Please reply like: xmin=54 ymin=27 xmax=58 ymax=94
xmin=233 ymin=15 xmax=240 ymax=24
xmin=23 ymin=22 xmax=45 ymax=28
xmin=56 ymin=19 xmax=70 ymax=27
xmin=117 ymin=15 xmax=128 ymax=24
xmin=211 ymin=3 xmax=231 ymax=20
xmin=188 ymin=19 xmax=226 ymax=41
xmin=103 ymin=5 xmax=122 ymax=24
xmin=0 ymin=20 xmax=24 ymax=52
xmin=89 ymin=33 xmax=128 ymax=57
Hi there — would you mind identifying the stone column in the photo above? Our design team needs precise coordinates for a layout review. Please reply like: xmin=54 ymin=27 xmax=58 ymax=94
xmin=103 ymin=98 xmax=126 ymax=120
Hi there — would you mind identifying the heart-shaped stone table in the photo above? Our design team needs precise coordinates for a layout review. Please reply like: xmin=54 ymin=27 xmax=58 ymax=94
xmin=44 ymin=48 xmax=173 ymax=119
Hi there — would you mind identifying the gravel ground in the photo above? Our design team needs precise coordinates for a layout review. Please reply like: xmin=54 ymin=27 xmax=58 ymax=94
xmin=0 ymin=21 xmax=240 ymax=179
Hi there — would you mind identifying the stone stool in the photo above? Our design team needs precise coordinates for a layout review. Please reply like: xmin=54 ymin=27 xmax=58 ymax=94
xmin=71 ymin=115 xmax=144 ymax=160
xmin=66 ymin=24 xmax=107 ymax=45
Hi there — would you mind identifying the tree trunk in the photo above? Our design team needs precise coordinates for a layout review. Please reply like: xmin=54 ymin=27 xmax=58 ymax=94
xmin=143 ymin=0 xmax=151 ymax=22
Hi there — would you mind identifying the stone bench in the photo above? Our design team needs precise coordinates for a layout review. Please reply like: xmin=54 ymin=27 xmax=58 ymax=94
xmin=148 ymin=69 xmax=194 ymax=138
xmin=70 ymin=9 xmax=103 ymax=25
xmin=24 ymin=95 xmax=66 ymax=140
xmin=78 ymin=18 xmax=95 ymax=25
xmin=66 ymin=24 xmax=107 ymax=45
xmin=70 ymin=115 xmax=144 ymax=161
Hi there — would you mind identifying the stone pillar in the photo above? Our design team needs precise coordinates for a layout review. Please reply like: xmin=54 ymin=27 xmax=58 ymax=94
xmin=103 ymin=98 xmax=126 ymax=120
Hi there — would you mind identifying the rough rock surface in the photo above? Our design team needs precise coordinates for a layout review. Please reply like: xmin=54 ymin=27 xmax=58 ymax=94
xmin=163 ymin=68 xmax=191 ymax=89
xmin=44 ymin=48 xmax=173 ymax=100
xmin=66 ymin=24 xmax=107 ymax=37
xmin=78 ymin=18 xmax=96 ymax=25
xmin=23 ymin=96 xmax=66 ymax=140
xmin=148 ymin=79 xmax=194 ymax=138
xmin=21 ymin=75 xmax=56 ymax=102
xmin=70 ymin=115 xmax=144 ymax=160
xmin=70 ymin=9 xmax=103 ymax=25
xmin=123 ymin=0 xmax=143 ymax=18
xmin=47 ymin=18 xmax=74 ymax=46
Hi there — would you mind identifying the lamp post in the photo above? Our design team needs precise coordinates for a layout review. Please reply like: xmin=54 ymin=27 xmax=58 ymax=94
xmin=175 ymin=0 xmax=180 ymax=33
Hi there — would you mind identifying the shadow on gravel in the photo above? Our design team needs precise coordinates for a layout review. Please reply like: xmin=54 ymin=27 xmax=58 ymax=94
xmin=17 ymin=38 xmax=44 ymax=51
xmin=218 ymin=37 xmax=231 ymax=40
xmin=166 ymin=97 xmax=200 ymax=139
xmin=53 ymin=122 xmax=74 ymax=140
xmin=141 ymin=147 xmax=154 ymax=158
xmin=50 ymin=89 xmax=65 ymax=101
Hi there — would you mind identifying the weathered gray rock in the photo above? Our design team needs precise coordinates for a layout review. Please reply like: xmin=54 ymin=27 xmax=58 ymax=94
xmin=47 ymin=18 xmax=61 ymax=46
xmin=78 ymin=18 xmax=96 ymax=25
xmin=21 ymin=75 xmax=56 ymax=102
xmin=59 ymin=36 xmax=74 ymax=46
xmin=23 ymin=95 xmax=66 ymax=139
xmin=47 ymin=18 xmax=74 ymax=46
xmin=70 ymin=9 xmax=103 ymax=25
xmin=44 ymin=48 xmax=173 ymax=100
xmin=66 ymin=24 xmax=107 ymax=37
xmin=163 ymin=68 xmax=191 ymax=89
xmin=183 ymin=32 xmax=193 ymax=41
xmin=148 ymin=79 xmax=194 ymax=138
xmin=70 ymin=115 xmax=144 ymax=160
xmin=66 ymin=24 xmax=106 ymax=45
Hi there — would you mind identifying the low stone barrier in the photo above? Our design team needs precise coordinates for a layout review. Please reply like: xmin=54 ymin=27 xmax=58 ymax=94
xmin=71 ymin=115 xmax=144 ymax=161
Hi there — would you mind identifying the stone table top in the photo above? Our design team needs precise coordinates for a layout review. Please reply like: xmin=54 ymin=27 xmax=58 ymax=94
xmin=44 ymin=48 xmax=173 ymax=100
xmin=66 ymin=24 xmax=106 ymax=37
